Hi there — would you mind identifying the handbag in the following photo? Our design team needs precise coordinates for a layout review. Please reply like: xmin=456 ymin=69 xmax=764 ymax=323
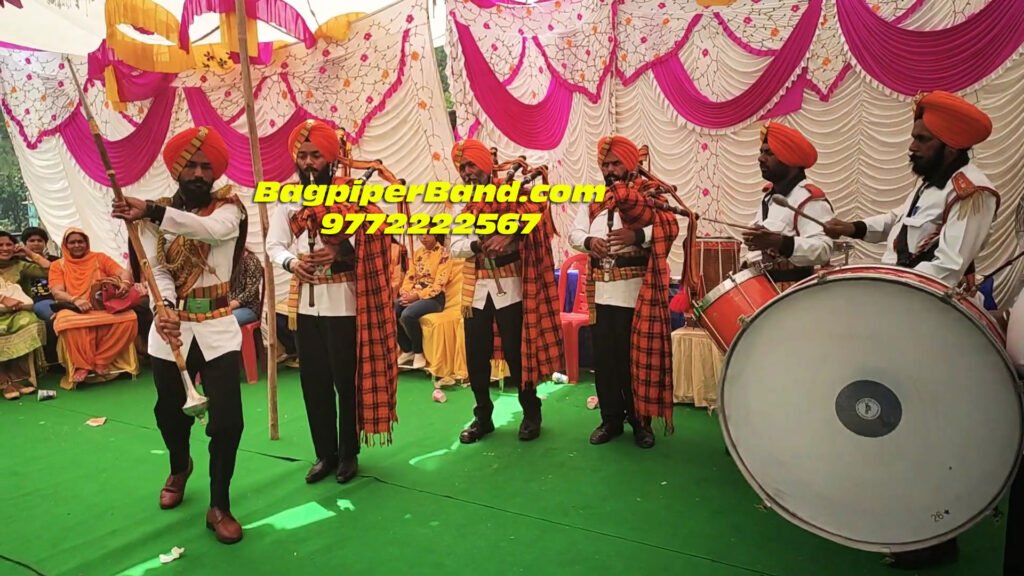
xmin=91 ymin=278 xmax=144 ymax=314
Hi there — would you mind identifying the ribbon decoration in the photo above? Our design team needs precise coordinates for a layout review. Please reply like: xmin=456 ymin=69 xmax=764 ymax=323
xmin=96 ymin=0 xmax=365 ymax=109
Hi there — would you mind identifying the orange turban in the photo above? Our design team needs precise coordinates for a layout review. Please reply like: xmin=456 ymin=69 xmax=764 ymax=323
xmin=163 ymin=126 xmax=229 ymax=180
xmin=761 ymin=122 xmax=817 ymax=168
xmin=915 ymin=91 xmax=992 ymax=150
xmin=288 ymin=119 xmax=340 ymax=162
xmin=597 ymin=135 xmax=640 ymax=171
xmin=451 ymin=139 xmax=493 ymax=174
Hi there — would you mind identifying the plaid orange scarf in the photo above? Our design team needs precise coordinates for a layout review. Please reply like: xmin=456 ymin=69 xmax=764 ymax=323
xmin=288 ymin=200 xmax=398 ymax=446
xmin=461 ymin=187 xmax=562 ymax=389
xmin=605 ymin=180 xmax=679 ymax=432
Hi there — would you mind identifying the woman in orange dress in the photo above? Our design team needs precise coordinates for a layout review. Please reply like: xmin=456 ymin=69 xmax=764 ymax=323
xmin=48 ymin=228 xmax=138 ymax=384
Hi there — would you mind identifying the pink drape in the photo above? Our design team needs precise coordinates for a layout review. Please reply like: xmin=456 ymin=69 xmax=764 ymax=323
xmin=454 ymin=18 xmax=573 ymax=150
xmin=60 ymin=90 xmax=176 ymax=186
xmin=837 ymin=0 xmax=1024 ymax=95
xmin=183 ymin=86 xmax=315 ymax=186
xmin=651 ymin=0 xmax=821 ymax=129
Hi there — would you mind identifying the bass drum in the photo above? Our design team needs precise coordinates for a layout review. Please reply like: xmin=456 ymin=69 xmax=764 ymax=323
xmin=718 ymin=265 xmax=1023 ymax=553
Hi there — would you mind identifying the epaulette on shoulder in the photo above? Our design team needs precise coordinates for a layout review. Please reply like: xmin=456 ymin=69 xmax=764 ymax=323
xmin=211 ymin=184 xmax=234 ymax=201
xmin=951 ymin=172 xmax=991 ymax=200
xmin=155 ymin=197 xmax=174 ymax=207
xmin=803 ymin=183 xmax=827 ymax=199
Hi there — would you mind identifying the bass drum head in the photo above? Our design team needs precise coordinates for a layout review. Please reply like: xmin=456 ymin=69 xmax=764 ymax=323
xmin=719 ymin=274 xmax=1024 ymax=552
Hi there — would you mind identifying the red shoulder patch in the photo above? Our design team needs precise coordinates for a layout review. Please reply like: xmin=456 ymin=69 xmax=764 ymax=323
xmin=803 ymin=183 xmax=827 ymax=200
xmin=762 ymin=183 xmax=774 ymax=193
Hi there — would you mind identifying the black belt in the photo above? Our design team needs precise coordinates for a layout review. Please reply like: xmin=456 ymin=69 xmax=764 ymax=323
xmin=767 ymin=266 xmax=814 ymax=283
xmin=331 ymin=260 xmax=355 ymax=273
xmin=590 ymin=255 xmax=650 ymax=269
xmin=484 ymin=251 xmax=521 ymax=267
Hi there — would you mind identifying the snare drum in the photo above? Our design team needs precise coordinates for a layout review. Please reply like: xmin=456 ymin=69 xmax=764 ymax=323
xmin=695 ymin=237 xmax=742 ymax=299
xmin=719 ymin=265 xmax=1023 ymax=553
xmin=693 ymin=266 xmax=780 ymax=353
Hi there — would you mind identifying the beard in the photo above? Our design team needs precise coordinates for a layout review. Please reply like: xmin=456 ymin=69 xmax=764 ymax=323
xmin=298 ymin=164 xmax=334 ymax=186
xmin=179 ymin=178 xmax=214 ymax=209
xmin=909 ymin=150 xmax=945 ymax=179
xmin=604 ymin=171 xmax=628 ymax=187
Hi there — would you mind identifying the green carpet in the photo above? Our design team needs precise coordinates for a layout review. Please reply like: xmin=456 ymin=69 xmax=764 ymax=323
xmin=0 ymin=367 xmax=1007 ymax=576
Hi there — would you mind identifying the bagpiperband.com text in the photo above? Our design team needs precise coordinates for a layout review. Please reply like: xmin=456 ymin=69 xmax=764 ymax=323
xmin=254 ymin=180 xmax=606 ymax=208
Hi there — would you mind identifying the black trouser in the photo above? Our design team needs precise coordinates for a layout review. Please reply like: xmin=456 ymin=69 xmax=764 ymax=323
xmin=1005 ymin=464 xmax=1024 ymax=575
xmin=593 ymin=304 xmax=636 ymax=427
xmin=276 ymin=313 xmax=297 ymax=356
xmin=463 ymin=297 xmax=540 ymax=421
xmin=152 ymin=345 xmax=243 ymax=512
xmin=296 ymin=314 xmax=358 ymax=463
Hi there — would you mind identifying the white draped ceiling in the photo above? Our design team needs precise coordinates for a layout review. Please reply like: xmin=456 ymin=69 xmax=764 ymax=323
xmin=448 ymin=0 xmax=1024 ymax=304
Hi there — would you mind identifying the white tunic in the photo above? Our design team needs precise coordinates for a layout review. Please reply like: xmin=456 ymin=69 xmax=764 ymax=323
xmin=449 ymin=232 xmax=523 ymax=310
xmin=861 ymin=162 xmax=998 ymax=288
xmin=744 ymin=180 xmax=834 ymax=268
xmin=567 ymin=203 xmax=652 ymax=308
xmin=144 ymin=202 xmax=243 ymax=363
xmin=265 ymin=204 xmax=357 ymax=317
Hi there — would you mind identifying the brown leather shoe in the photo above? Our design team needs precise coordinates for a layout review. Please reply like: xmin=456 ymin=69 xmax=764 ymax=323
xmin=589 ymin=422 xmax=624 ymax=445
xmin=459 ymin=418 xmax=495 ymax=444
xmin=159 ymin=458 xmax=193 ymax=510
xmin=206 ymin=507 xmax=243 ymax=544
xmin=336 ymin=457 xmax=358 ymax=484
xmin=518 ymin=415 xmax=541 ymax=441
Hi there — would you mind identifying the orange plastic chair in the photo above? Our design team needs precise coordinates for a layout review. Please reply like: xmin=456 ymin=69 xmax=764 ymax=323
xmin=240 ymin=321 xmax=261 ymax=384
xmin=558 ymin=254 xmax=589 ymax=384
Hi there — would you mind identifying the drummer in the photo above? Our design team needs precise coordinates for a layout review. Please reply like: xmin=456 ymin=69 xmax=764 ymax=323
xmin=823 ymin=91 xmax=999 ymax=569
xmin=740 ymin=122 xmax=835 ymax=286
xmin=822 ymin=91 xmax=998 ymax=291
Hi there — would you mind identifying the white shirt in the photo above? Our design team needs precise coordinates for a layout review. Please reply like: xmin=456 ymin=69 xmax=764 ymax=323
xmin=449 ymin=221 xmax=522 ymax=310
xmin=144 ymin=202 xmax=243 ymax=363
xmin=568 ymin=203 xmax=653 ymax=308
xmin=744 ymin=180 xmax=834 ymax=268
xmin=265 ymin=204 xmax=357 ymax=317
xmin=861 ymin=162 xmax=998 ymax=288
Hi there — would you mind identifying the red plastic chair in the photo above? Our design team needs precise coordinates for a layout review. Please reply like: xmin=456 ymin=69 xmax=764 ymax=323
xmin=240 ymin=321 xmax=261 ymax=384
xmin=558 ymin=254 xmax=589 ymax=384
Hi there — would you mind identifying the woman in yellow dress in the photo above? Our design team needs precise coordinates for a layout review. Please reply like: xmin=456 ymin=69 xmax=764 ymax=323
xmin=395 ymin=234 xmax=451 ymax=369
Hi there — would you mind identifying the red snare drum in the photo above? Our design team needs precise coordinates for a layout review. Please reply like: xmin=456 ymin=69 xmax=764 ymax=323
xmin=719 ymin=264 xmax=1022 ymax=554
xmin=694 ymin=266 xmax=781 ymax=353
xmin=695 ymin=237 xmax=742 ymax=300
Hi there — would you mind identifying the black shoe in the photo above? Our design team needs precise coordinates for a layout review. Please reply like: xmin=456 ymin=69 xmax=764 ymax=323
xmin=459 ymin=419 xmax=495 ymax=444
xmin=887 ymin=539 xmax=958 ymax=569
xmin=336 ymin=457 xmax=358 ymax=484
xmin=305 ymin=458 xmax=337 ymax=484
xmin=589 ymin=422 xmax=624 ymax=445
xmin=632 ymin=423 xmax=655 ymax=449
xmin=518 ymin=415 xmax=541 ymax=441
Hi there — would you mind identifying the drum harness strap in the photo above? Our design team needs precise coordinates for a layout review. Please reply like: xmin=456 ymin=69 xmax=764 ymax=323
xmin=894 ymin=173 xmax=1000 ymax=291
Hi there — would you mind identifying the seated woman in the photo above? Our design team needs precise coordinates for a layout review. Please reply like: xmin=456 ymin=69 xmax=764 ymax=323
xmin=229 ymin=248 xmax=263 ymax=326
xmin=0 ymin=273 xmax=46 ymax=400
xmin=395 ymin=234 xmax=451 ymax=369
xmin=21 ymin=227 xmax=62 ymax=366
xmin=48 ymin=229 xmax=138 ymax=384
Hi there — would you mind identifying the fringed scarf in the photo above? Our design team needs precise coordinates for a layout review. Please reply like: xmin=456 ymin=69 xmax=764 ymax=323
xmin=291 ymin=201 xmax=398 ymax=446
xmin=461 ymin=187 xmax=563 ymax=389
xmin=608 ymin=181 xmax=680 ymax=433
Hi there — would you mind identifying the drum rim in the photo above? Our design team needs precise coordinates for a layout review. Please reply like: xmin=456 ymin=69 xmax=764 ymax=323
xmin=699 ymin=267 xmax=767 ymax=310
xmin=717 ymin=267 xmax=1024 ymax=553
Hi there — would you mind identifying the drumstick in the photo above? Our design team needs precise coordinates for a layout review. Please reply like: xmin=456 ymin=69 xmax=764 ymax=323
xmin=771 ymin=195 xmax=828 ymax=228
xmin=701 ymin=216 xmax=759 ymax=232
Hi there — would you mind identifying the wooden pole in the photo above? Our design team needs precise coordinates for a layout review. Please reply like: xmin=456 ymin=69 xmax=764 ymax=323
xmin=65 ymin=59 xmax=209 ymax=420
xmin=234 ymin=0 xmax=279 ymax=440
